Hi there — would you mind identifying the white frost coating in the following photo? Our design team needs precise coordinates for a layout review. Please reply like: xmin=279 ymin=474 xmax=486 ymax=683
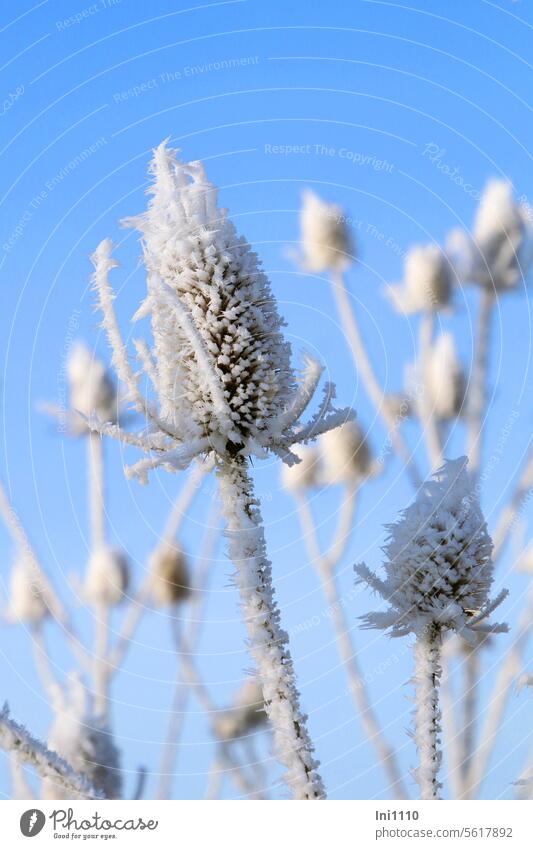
xmin=448 ymin=180 xmax=533 ymax=292
xmin=91 ymin=143 xmax=350 ymax=482
xmin=218 ymin=462 xmax=325 ymax=799
xmin=355 ymin=457 xmax=507 ymax=640
xmin=387 ymin=244 xmax=453 ymax=314
xmin=281 ymin=445 xmax=321 ymax=491
xmin=67 ymin=343 xmax=117 ymax=429
xmin=83 ymin=547 xmax=129 ymax=607
xmin=356 ymin=458 xmax=507 ymax=801
xmin=319 ymin=420 xmax=372 ymax=484
xmin=297 ymin=190 xmax=354 ymax=272
xmin=406 ymin=333 xmax=466 ymax=421
xmin=43 ymin=681 xmax=122 ymax=800
xmin=0 ymin=703 xmax=100 ymax=799
xmin=413 ymin=628 xmax=443 ymax=799
xmin=149 ymin=543 xmax=190 ymax=606
xmin=90 ymin=142 xmax=354 ymax=798
xmin=7 ymin=555 xmax=49 ymax=624
xmin=213 ymin=678 xmax=267 ymax=741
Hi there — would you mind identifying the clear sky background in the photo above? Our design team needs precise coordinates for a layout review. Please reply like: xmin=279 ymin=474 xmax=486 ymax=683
xmin=1 ymin=0 xmax=532 ymax=801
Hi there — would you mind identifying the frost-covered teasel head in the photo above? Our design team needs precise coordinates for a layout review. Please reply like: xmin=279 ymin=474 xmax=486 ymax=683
xmin=387 ymin=245 xmax=453 ymax=314
xmin=319 ymin=420 xmax=373 ymax=484
xmin=91 ymin=143 xmax=351 ymax=482
xmin=43 ymin=679 xmax=122 ymax=800
xmin=83 ymin=547 xmax=129 ymax=607
xmin=149 ymin=543 xmax=190 ymax=606
xmin=67 ymin=343 xmax=117 ymax=432
xmin=448 ymin=180 xmax=533 ymax=292
xmin=281 ymin=445 xmax=321 ymax=492
xmin=355 ymin=457 xmax=507 ymax=639
xmin=7 ymin=555 xmax=49 ymax=624
xmin=296 ymin=190 xmax=354 ymax=272
xmin=406 ymin=333 xmax=466 ymax=421
xmin=213 ymin=679 xmax=266 ymax=741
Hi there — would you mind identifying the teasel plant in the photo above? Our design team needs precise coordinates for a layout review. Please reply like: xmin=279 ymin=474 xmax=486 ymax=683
xmin=355 ymin=457 xmax=507 ymax=799
xmin=294 ymin=179 xmax=533 ymax=799
xmin=88 ymin=141 xmax=353 ymax=800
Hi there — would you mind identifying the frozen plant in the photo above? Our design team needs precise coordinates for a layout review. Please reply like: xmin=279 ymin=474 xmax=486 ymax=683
xmin=296 ymin=189 xmax=354 ymax=272
xmin=149 ymin=543 xmax=191 ymax=606
xmin=213 ymin=679 xmax=266 ymax=741
xmin=319 ymin=420 xmax=373 ymax=484
xmin=406 ymin=332 xmax=466 ymax=422
xmin=42 ymin=679 xmax=122 ymax=800
xmin=83 ymin=547 xmax=130 ymax=607
xmin=280 ymin=445 xmax=321 ymax=492
xmin=6 ymin=554 xmax=50 ymax=624
xmin=66 ymin=342 xmax=118 ymax=434
xmin=0 ymin=703 xmax=99 ymax=799
xmin=387 ymin=244 xmax=453 ymax=315
xmin=355 ymin=457 xmax=507 ymax=799
xmin=90 ymin=141 xmax=353 ymax=799
xmin=448 ymin=180 xmax=533 ymax=293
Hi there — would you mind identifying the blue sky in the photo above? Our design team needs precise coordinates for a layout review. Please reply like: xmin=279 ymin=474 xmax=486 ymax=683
xmin=1 ymin=0 xmax=532 ymax=800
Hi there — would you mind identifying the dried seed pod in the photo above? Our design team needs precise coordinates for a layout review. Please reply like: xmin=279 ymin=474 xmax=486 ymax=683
xmin=150 ymin=544 xmax=190 ymax=606
xmin=8 ymin=556 xmax=49 ymax=624
xmin=84 ymin=547 xmax=129 ymax=607
xmin=213 ymin=679 xmax=266 ymax=741
xmin=281 ymin=445 xmax=321 ymax=492
xmin=319 ymin=420 xmax=372 ymax=484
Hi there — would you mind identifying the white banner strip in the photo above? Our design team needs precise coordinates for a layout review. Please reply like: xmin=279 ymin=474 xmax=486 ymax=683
xmin=3 ymin=799 xmax=533 ymax=847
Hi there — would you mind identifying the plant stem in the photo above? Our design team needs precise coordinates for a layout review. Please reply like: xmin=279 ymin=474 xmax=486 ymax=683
xmin=467 ymin=288 xmax=495 ymax=477
xmin=465 ymin=584 xmax=533 ymax=797
xmin=217 ymin=460 xmax=325 ymax=799
xmin=330 ymin=271 xmax=422 ymax=489
xmin=87 ymin=432 xmax=105 ymax=550
xmin=295 ymin=492 xmax=408 ymax=798
xmin=156 ymin=503 xmax=219 ymax=799
xmin=413 ymin=625 xmax=443 ymax=800
xmin=418 ymin=312 xmax=443 ymax=470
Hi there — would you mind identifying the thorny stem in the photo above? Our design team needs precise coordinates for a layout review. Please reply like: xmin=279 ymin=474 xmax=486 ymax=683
xmin=295 ymin=492 xmax=408 ymax=799
xmin=330 ymin=271 xmax=422 ymax=490
xmin=413 ymin=626 xmax=443 ymax=800
xmin=467 ymin=288 xmax=495 ymax=478
xmin=217 ymin=461 xmax=325 ymax=799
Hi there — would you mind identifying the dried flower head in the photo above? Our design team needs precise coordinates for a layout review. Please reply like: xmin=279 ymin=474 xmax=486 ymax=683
xmin=387 ymin=245 xmax=453 ymax=314
xmin=8 ymin=555 xmax=49 ymax=624
xmin=448 ymin=180 xmax=533 ymax=292
xmin=83 ymin=547 xmax=129 ymax=607
xmin=296 ymin=190 xmax=354 ymax=272
xmin=319 ymin=420 xmax=372 ymax=484
xmin=355 ymin=457 xmax=507 ymax=639
xmin=213 ymin=679 xmax=266 ymax=741
xmin=281 ymin=445 xmax=321 ymax=492
xmin=67 ymin=343 xmax=117 ymax=431
xmin=43 ymin=680 xmax=122 ymax=800
xmin=406 ymin=333 xmax=465 ymax=421
xmin=91 ymin=143 xmax=351 ymax=483
xmin=149 ymin=543 xmax=190 ymax=606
